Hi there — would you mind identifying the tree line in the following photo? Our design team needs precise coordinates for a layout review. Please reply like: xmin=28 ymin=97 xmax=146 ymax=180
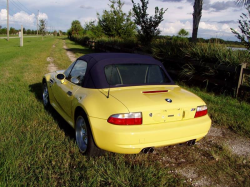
xmin=67 ymin=0 xmax=250 ymax=49
xmin=0 ymin=26 xmax=37 ymax=35
xmin=67 ymin=0 xmax=168 ymax=45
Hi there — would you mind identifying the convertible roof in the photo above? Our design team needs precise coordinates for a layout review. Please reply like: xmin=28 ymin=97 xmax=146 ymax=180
xmin=77 ymin=53 xmax=175 ymax=89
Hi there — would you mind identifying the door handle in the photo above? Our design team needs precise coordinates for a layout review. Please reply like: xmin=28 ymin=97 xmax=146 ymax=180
xmin=67 ymin=91 xmax=72 ymax=96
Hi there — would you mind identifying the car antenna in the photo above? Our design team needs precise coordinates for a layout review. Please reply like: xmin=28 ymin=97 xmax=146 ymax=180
xmin=107 ymin=65 xmax=113 ymax=98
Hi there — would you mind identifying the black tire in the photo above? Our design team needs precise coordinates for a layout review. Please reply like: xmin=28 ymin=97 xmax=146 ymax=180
xmin=42 ymin=82 xmax=50 ymax=109
xmin=75 ymin=111 xmax=103 ymax=156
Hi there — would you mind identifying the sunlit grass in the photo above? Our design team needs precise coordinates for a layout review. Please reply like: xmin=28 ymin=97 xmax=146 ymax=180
xmin=0 ymin=37 xmax=184 ymax=186
xmin=1 ymin=37 xmax=249 ymax=186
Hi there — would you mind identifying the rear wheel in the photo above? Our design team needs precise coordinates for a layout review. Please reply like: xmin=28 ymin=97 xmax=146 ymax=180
xmin=42 ymin=82 xmax=50 ymax=109
xmin=75 ymin=111 xmax=103 ymax=156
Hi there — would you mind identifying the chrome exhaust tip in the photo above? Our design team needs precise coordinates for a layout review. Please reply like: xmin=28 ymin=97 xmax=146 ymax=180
xmin=142 ymin=148 xmax=149 ymax=154
xmin=148 ymin=147 xmax=154 ymax=153
xmin=141 ymin=147 xmax=154 ymax=154
xmin=187 ymin=139 xmax=196 ymax=146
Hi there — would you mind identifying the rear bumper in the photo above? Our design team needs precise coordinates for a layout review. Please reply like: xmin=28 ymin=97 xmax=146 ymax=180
xmin=89 ymin=115 xmax=211 ymax=154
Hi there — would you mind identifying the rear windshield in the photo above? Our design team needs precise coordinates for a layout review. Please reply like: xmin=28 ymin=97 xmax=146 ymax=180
xmin=105 ymin=64 xmax=170 ymax=85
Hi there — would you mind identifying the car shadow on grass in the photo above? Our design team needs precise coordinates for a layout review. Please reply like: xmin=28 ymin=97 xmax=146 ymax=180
xmin=29 ymin=82 xmax=75 ymax=141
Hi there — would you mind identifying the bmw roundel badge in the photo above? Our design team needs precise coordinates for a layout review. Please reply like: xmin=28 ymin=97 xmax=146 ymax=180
xmin=165 ymin=98 xmax=172 ymax=103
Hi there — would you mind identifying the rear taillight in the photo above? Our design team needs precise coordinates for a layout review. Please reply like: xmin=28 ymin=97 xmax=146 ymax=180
xmin=108 ymin=112 xmax=142 ymax=125
xmin=195 ymin=105 xmax=207 ymax=118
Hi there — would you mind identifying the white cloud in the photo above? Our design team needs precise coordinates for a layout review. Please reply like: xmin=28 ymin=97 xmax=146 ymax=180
xmin=38 ymin=12 xmax=48 ymax=20
xmin=221 ymin=24 xmax=231 ymax=33
xmin=0 ymin=9 xmax=7 ymax=21
xmin=199 ymin=22 xmax=218 ymax=31
xmin=160 ymin=21 xmax=192 ymax=35
xmin=0 ymin=9 xmax=48 ymax=28
xmin=79 ymin=17 xmax=97 ymax=25
xmin=12 ymin=11 xmax=36 ymax=25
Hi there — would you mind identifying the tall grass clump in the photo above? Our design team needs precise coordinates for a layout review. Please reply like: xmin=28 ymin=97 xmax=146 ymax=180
xmin=152 ymin=38 xmax=189 ymax=60
xmin=183 ymin=43 xmax=250 ymax=66
xmin=96 ymin=37 xmax=139 ymax=50
xmin=153 ymin=39 xmax=250 ymax=67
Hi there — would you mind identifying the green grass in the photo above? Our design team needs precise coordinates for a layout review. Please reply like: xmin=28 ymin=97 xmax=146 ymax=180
xmin=65 ymin=38 xmax=95 ymax=59
xmin=0 ymin=37 xmax=185 ymax=186
xmin=1 ymin=37 xmax=250 ymax=186
xmin=184 ymin=86 xmax=250 ymax=137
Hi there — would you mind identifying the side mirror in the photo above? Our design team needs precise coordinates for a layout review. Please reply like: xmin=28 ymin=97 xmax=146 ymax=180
xmin=71 ymin=77 xmax=80 ymax=85
xmin=56 ymin=74 xmax=65 ymax=84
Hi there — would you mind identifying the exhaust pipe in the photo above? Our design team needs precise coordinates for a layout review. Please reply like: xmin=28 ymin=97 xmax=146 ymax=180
xmin=187 ymin=139 xmax=196 ymax=146
xmin=148 ymin=147 xmax=154 ymax=153
xmin=142 ymin=148 xmax=149 ymax=153
xmin=141 ymin=147 xmax=154 ymax=154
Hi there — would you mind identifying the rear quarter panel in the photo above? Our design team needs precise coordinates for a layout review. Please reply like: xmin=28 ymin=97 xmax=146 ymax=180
xmin=72 ymin=88 xmax=130 ymax=121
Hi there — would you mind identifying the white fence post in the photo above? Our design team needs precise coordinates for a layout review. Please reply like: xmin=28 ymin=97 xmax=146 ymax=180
xmin=20 ymin=25 xmax=23 ymax=47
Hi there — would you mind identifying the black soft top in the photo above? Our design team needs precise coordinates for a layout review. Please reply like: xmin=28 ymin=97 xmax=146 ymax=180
xmin=77 ymin=53 xmax=175 ymax=89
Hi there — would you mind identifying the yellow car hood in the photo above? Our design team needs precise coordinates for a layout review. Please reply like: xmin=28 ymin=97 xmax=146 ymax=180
xmin=102 ymin=85 xmax=206 ymax=124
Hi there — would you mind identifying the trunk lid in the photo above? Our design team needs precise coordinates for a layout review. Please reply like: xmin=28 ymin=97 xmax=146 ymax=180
xmin=102 ymin=85 xmax=206 ymax=124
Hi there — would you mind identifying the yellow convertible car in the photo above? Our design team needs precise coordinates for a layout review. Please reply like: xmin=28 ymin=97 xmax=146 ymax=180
xmin=42 ymin=53 xmax=211 ymax=155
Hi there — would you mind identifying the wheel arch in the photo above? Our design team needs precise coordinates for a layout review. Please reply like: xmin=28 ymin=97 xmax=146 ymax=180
xmin=74 ymin=106 xmax=99 ymax=147
xmin=42 ymin=73 xmax=51 ymax=84
xmin=74 ymin=106 xmax=88 ymax=125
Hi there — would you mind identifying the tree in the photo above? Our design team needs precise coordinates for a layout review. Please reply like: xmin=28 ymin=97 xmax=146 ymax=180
xmin=67 ymin=28 xmax=72 ymax=39
xmin=192 ymin=0 xmax=203 ymax=43
xmin=84 ymin=20 xmax=105 ymax=39
xmin=178 ymin=28 xmax=189 ymax=37
xmin=71 ymin=20 xmax=84 ymax=35
xmin=39 ymin=19 xmax=46 ymax=36
xmin=0 ymin=27 xmax=7 ymax=34
xmin=231 ymin=6 xmax=250 ymax=49
xmin=236 ymin=0 xmax=250 ymax=6
xmin=98 ymin=0 xmax=136 ymax=38
xmin=131 ymin=0 xmax=167 ymax=45
xmin=53 ymin=30 xmax=57 ymax=36
xmin=26 ymin=29 xmax=31 ymax=35
xmin=9 ymin=27 xmax=16 ymax=35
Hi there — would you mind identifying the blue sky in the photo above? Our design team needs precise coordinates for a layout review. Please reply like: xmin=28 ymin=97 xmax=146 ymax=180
xmin=0 ymin=0 xmax=246 ymax=41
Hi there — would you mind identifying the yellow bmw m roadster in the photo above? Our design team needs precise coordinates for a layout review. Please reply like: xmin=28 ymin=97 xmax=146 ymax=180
xmin=42 ymin=53 xmax=211 ymax=155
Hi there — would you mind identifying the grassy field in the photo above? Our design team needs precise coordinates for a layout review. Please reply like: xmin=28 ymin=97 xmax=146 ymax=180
xmin=0 ymin=37 xmax=185 ymax=186
xmin=0 ymin=37 xmax=249 ymax=186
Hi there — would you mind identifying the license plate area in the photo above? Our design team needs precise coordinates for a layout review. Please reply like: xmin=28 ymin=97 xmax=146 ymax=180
xmin=153 ymin=109 xmax=183 ymax=122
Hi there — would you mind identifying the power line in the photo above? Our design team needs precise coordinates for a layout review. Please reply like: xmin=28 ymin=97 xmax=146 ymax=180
xmin=14 ymin=0 xmax=33 ymax=14
xmin=9 ymin=0 xmax=23 ymax=12
xmin=9 ymin=0 xmax=33 ymax=15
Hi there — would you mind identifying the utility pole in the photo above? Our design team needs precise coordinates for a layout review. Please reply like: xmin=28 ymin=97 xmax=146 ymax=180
xmin=7 ymin=0 xmax=9 ymax=41
xmin=37 ymin=10 xmax=39 ymax=35
xmin=20 ymin=25 xmax=23 ymax=47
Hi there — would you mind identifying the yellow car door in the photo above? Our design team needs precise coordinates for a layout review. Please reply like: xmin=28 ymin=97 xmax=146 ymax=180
xmin=53 ymin=79 xmax=79 ymax=118
xmin=53 ymin=60 xmax=87 ymax=118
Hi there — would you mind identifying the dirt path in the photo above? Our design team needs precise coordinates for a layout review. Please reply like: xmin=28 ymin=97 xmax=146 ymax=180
xmin=47 ymin=41 xmax=76 ymax=72
xmin=47 ymin=56 xmax=57 ymax=73
xmin=203 ymin=127 xmax=250 ymax=157
xmin=63 ymin=40 xmax=77 ymax=62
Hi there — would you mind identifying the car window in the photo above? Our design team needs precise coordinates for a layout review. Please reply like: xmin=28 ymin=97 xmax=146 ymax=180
xmin=64 ymin=61 xmax=76 ymax=78
xmin=105 ymin=64 xmax=170 ymax=85
xmin=67 ymin=60 xmax=87 ymax=85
